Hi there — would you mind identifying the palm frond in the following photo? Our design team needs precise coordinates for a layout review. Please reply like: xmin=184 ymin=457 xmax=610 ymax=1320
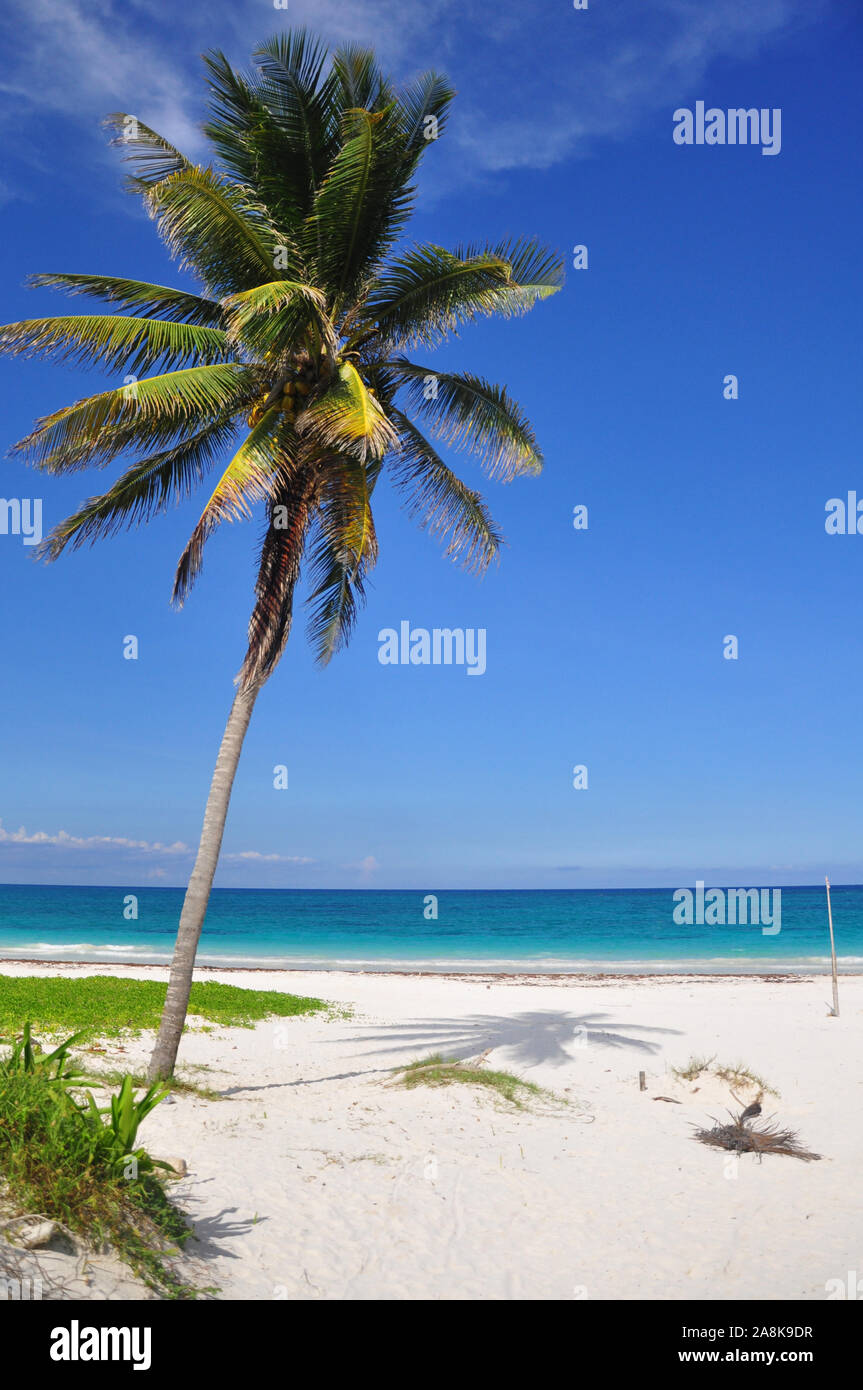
xmin=26 ymin=274 xmax=224 ymax=326
xmin=298 ymin=359 xmax=397 ymax=462
xmin=173 ymin=408 xmax=287 ymax=603
xmin=484 ymin=236 xmax=565 ymax=307
xmin=36 ymin=417 xmax=240 ymax=561
xmin=388 ymin=358 xmax=543 ymax=480
xmin=221 ymin=279 xmax=331 ymax=357
xmin=200 ymin=52 xmax=274 ymax=183
xmin=330 ymin=43 xmax=392 ymax=114
xmin=146 ymin=167 xmax=279 ymax=294
xmin=356 ymin=245 xmax=512 ymax=350
xmin=102 ymin=114 xmax=192 ymax=190
xmin=305 ymin=106 xmax=413 ymax=308
xmin=12 ymin=363 xmax=256 ymax=472
xmin=389 ymin=410 xmax=502 ymax=572
xmin=394 ymin=71 xmax=456 ymax=156
xmin=251 ymin=33 xmax=341 ymax=213
xmin=305 ymin=459 xmax=378 ymax=664
xmin=0 ymin=315 xmax=232 ymax=375
xmin=356 ymin=237 xmax=563 ymax=351
xmin=239 ymin=466 xmax=320 ymax=689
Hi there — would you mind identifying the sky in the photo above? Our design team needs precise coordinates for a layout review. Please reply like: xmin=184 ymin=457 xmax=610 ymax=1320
xmin=0 ymin=0 xmax=861 ymax=890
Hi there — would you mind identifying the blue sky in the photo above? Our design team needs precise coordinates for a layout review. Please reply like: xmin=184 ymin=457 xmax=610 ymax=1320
xmin=1 ymin=0 xmax=861 ymax=890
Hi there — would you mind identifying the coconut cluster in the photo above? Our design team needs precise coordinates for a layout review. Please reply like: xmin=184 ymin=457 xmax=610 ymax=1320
xmin=247 ymin=349 xmax=330 ymax=429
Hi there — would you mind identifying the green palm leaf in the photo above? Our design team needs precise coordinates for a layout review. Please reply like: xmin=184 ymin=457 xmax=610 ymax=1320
xmin=298 ymin=360 xmax=397 ymax=462
xmin=394 ymin=71 xmax=455 ymax=156
xmin=389 ymin=410 xmax=502 ymax=572
xmin=0 ymin=314 xmax=232 ymax=375
xmin=477 ymin=236 xmax=565 ymax=311
xmin=12 ymin=363 xmax=256 ymax=472
xmin=356 ymin=237 xmax=563 ymax=351
xmin=305 ymin=461 xmax=379 ymax=665
xmin=37 ymin=416 xmax=240 ymax=561
xmin=356 ymin=245 xmax=513 ymax=350
xmin=251 ymin=33 xmax=341 ymax=214
xmin=388 ymin=358 xmax=543 ymax=480
xmin=102 ymin=113 xmax=192 ymax=190
xmin=330 ymin=44 xmax=392 ymax=114
xmin=26 ymin=273 xmax=224 ymax=325
xmin=306 ymin=106 xmax=412 ymax=309
xmin=146 ymin=167 xmax=279 ymax=294
xmin=173 ymin=408 xmax=288 ymax=603
xmin=221 ymin=279 xmax=331 ymax=357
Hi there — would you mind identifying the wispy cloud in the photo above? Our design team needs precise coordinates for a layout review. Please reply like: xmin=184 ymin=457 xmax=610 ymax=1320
xmin=0 ymin=0 xmax=824 ymax=183
xmin=0 ymin=819 xmax=189 ymax=853
xmin=448 ymin=0 xmax=826 ymax=172
xmin=0 ymin=0 xmax=205 ymax=153
xmin=0 ymin=819 xmax=312 ymax=866
xmin=224 ymin=850 xmax=315 ymax=865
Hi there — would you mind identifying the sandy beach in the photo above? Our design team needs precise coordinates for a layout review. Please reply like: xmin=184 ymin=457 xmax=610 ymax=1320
xmin=2 ymin=961 xmax=860 ymax=1301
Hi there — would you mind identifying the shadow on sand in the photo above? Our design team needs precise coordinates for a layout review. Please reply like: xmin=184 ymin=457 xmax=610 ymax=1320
xmin=219 ymin=1010 xmax=683 ymax=1094
xmin=343 ymin=1009 xmax=679 ymax=1068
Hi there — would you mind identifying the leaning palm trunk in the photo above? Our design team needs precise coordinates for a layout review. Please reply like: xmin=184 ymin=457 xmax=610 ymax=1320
xmin=147 ymin=683 xmax=260 ymax=1080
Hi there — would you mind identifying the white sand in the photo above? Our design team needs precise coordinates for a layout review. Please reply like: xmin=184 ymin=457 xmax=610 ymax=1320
xmin=2 ymin=962 xmax=861 ymax=1301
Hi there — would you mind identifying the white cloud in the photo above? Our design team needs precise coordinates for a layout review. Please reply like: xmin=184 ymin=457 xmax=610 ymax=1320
xmin=0 ymin=0 xmax=824 ymax=181
xmin=0 ymin=819 xmax=316 ymax=868
xmin=450 ymin=0 xmax=826 ymax=172
xmin=0 ymin=0 xmax=204 ymax=154
xmin=0 ymin=819 xmax=189 ymax=853
xmin=344 ymin=854 xmax=380 ymax=879
xmin=224 ymin=851 xmax=316 ymax=864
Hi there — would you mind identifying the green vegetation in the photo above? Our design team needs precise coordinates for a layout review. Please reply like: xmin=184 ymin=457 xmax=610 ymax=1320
xmin=87 ymin=1068 xmax=224 ymax=1103
xmin=712 ymin=1062 xmax=779 ymax=1097
xmin=671 ymin=1054 xmax=716 ymax=1082
xmin=394 ymin=1054 xmax=559 ymax=1111
xmin=0 ymin=975 xmax=326 ymax=1037
xmin=0 ymin=1027 xmax=200 ymax=1297
xmin=0 ymin=1021 xmax=88 ymax=1083
xmin=672 ymin=1054 xmax=779 ymax=1097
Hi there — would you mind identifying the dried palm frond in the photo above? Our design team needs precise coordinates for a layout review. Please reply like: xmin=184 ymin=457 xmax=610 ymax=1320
xmin=693 ymin=1110 xmax=822 ymax=1162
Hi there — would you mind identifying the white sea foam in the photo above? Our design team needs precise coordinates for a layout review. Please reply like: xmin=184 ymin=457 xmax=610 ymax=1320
xmin=1 ymin=943 xmax=860 ymax=974
xmin=0 ymin=941 xmax=171 ymax=962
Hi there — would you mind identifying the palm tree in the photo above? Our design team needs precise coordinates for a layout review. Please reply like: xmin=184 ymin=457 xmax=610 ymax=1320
xmin=1 ymin=31 xmax=563 ymax=1079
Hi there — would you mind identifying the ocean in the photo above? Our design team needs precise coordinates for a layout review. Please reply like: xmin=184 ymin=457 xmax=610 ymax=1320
xmin=0 ymin=883 xmax=860 ymax=974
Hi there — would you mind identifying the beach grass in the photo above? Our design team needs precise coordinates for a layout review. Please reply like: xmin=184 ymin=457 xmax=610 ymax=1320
xmin=393 ymin=1054 xmax=555 ymax=1110
xmin=82 ymin=1067 xmax=224 ymax=1102
xmin=712 ymin=1061 xmax=779 ymax=1096
xmin=0 ymin=1064 xmax=201 ymax=1298
xmin=671 ymin=1054 xmax=779 ymax=1097
xmin=0 ymin=975 xmax=326 ymax=1038
xmin=671 ymin=1054 xmax=716 ymax=1082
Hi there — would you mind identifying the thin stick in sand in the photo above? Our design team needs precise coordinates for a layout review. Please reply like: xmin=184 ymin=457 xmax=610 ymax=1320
xmin=825 ymin=875 xmax=840 ymax=1018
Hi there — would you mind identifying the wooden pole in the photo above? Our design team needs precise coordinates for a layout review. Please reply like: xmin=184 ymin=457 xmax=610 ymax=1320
xmin=825 ymin=876 xmax=840 ymax=1017
xmin=638 ymin=1071 xmax=646 ymax=1092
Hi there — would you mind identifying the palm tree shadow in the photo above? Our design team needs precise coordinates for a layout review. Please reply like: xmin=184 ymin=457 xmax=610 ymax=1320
xmin=344 ymin=1010 xmax=680 ymax=1068
xmin=180 ymin=1196 xmax=263 ymax=1263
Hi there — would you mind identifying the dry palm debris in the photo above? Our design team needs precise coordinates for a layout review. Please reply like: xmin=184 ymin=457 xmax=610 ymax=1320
xmin=693 ymin=1109 xmax=821 ymax=1163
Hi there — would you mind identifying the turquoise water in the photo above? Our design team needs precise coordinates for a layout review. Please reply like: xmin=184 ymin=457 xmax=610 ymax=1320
xmin=0 ymin=884 xmax=860 ymax=974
